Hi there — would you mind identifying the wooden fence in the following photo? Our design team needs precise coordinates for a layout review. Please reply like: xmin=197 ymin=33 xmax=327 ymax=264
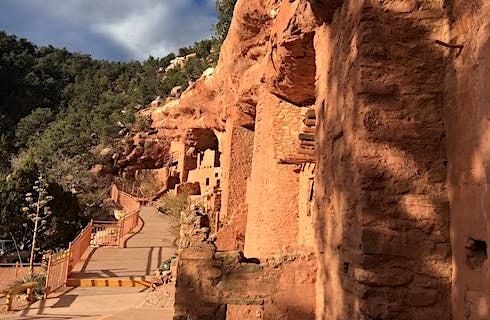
xmin=44 ymin=250 xmax=70 ymax=297
xmin=112 ymin=185 xmax=141 ymax=213
xmin=92 ymin=221 xmax=120 ymax=247
xmin=68 ymin=221 xmax=94 ymax=273
xmin=44 ymin=184 xmax=141 ymax=297
xmin=118 ymin=211 xmax=139 ymax=244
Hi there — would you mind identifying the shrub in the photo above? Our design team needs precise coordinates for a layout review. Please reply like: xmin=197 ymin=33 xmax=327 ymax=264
xmin=8 ymin=272 xmax=47 ymax=298
xmin=15 ymin=108 xmax=55 ymax=149
xmin=133 ymin=115 xmax=152 ymax=132
xmin=138 ymin=171 xmax=165 ymax=197
xmin=158 ymin=193 xmax=190 ymax=221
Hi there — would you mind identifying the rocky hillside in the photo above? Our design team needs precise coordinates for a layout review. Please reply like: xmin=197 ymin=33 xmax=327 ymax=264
xmin=0 ymin=1 xmax=235 ymax=253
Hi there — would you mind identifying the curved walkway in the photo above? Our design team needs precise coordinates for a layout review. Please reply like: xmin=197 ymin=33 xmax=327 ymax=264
xmin=70 ymin=207 xmax=176 ymax=280
xmin=3 ymin=207 xmax=177 ymax=320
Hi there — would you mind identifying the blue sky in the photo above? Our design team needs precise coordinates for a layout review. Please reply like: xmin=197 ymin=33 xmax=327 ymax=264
xmin=0 ymin=0 xmax=217 ymax=61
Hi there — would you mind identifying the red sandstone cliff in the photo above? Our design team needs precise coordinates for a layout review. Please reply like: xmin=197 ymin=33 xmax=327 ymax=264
xmin=149 ymin=0 xmax=323 ymax=136
xmin=147 ymin=0 xmax=490 ymax=319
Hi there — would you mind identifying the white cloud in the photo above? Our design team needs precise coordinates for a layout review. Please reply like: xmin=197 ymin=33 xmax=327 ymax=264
xmin=1 ymin=0 xmax=216 ymax=60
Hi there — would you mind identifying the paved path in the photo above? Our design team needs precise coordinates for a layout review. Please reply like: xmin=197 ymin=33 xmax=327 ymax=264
xmin=1 ymin=287 xmax=150 ymax=320
xmin=1 ymin=207 xmax=177 ymax=320
xmin=71 ymin=207 xmax=176 ymax=279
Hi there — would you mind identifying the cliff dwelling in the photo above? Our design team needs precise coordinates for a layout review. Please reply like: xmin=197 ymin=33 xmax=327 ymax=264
xmin=3 ymin=0 xmax=488 ymax=319
xmin=105 ymin=0 xmax=490 ymax=317
xmin=158 ymin=0 xmax=490 ymax=319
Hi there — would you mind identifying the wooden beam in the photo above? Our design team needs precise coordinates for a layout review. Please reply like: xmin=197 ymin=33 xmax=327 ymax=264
xmin=303 ymin=119 xmax=316 ymax=127
xmin=279 ymin=154 xmax=315 ymax=164
xmin=302 ymin=127 xmax=316 ymax=134
xmin=434 ymin=40 xmax=464 ymax=49
xmin=305 ymin=109 xmax=316 ymax=119
xmin=299 ymin=133 xmax=315 ymax=141
xmin=300 ymin=140 xmax=315 ymax=147
xmin=298 ymin=147 xmax=315 ymax=156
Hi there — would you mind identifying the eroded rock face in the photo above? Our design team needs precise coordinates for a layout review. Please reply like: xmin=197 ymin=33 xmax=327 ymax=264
xmin=148 ymin=0 xmax=323 ymax=134
xmin=114 ymin=132 xmax=170 ymax=176
xmin=145 ymin=0 xmax=490 ymax=319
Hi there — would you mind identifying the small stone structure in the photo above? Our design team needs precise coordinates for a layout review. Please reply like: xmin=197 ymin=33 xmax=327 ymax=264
xmin=174 ymin=206 xmax=316 ymax=320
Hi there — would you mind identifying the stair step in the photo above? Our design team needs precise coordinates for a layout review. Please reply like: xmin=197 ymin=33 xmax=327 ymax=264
xmin=67 ymin=276 xmax=151 ymax=288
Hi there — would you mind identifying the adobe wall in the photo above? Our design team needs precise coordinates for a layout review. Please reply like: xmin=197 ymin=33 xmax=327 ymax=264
xmin=174 ymin=206 xmax=316 ymax=320
xmin=175 ymin=248 xmax=316 ymax=320
xmin=187 ymin=166 xmax=221 ymax=196
xmin=169 ymin=141 xmax=197 ymax=183
xmin=244 ymin=89 xmax=303 ymax=258
xmin=314 ymin=1 xmax=452 ymax=319
xmin=445 ymin=1 xmax=490 ymax=319
xmin=298 ymin=163 xmax=315 ymax=249
xmin=217 ymin=120 xmax=254 ymax=251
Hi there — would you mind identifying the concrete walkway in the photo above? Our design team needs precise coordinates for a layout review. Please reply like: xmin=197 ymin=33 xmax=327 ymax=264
xmin=70 ymin=207 xmax=176 ymax=280
xmin=1 ymin=207 xmax=177 ymax=320
xmin=1 ymin=287 xmax=150 ymax=320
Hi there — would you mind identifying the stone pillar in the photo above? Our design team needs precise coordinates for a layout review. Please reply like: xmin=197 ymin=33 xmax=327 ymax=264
xmin=314 ymin=1 xmax=452 ymax=319
xmin=445 ymin=1 xmax=490 ymax=318
xmin=244 ymin=90 xmax=303 ymax=258
xmin=216 ymin=120 xmax=254 ymax=251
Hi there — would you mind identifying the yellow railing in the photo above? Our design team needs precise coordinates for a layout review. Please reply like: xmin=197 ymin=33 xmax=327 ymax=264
xmin=44 ymin=184 xmax=141 ymax=297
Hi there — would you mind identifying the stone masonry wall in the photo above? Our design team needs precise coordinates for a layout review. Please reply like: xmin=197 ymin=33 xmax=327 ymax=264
xmin=174 ymin=204 xmax=316 ymax=320
xmin=445 ymin=0 xmax=490 ymax=319
xmin=165 ymin=0 xmax=490 ymax=318
xmin=298 ymin=163 xmax=315 ymax=249
xmin=314 ymin=1 xmax=452 ymax=319
xmin=217 ymin=120 xmax=254 ymax=251
xmin=244 ymin=89 xmax=303 ymax=258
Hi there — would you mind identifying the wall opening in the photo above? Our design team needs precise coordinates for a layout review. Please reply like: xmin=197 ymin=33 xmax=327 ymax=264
xmin=465 ymin=238 xmax=488 ymax=270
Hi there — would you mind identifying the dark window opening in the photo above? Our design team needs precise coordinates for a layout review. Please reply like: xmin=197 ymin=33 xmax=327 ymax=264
xmin=465 ymin=238 xmax=487 ymax=270
xmin=216 ymin=179 xmax=221 ymax=188
xmin=309 ymin=180 xmax=315 ymax=202
xmin=343 ymin=262 xmax=350 ymax=274
xmin=205 ymin=178 xmax=210 ymax=186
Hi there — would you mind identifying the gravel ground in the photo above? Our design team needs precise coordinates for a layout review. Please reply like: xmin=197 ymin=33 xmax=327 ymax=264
xmin=138 ymin=283 xmax=175 ymax=310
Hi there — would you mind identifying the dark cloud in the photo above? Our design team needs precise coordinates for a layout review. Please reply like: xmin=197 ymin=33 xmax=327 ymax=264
xmin=0 ymin=0 xmax=217 ymax=61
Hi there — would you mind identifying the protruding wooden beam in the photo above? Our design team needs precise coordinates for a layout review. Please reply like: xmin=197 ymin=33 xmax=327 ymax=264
xmin=299 ymin=133 xmax=315 ymax=141
xmin=305 ymin=109 xmax=316 ymax=119
xmin=303 ymin=118 xmax=316 ymax=127
xmin=298 ymin=147 xmax=315 ymax=156
xmin=300 ymin=140 xmax=315 ymax=147
xmin=302 ymin=126 xmax=316 ymax=134
xmin=279 ymin=154 xmax=315 ymax=164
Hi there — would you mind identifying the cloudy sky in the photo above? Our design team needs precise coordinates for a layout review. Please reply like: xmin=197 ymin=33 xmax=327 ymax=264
xmin=0 ymin=0 xmax=217 ymax=61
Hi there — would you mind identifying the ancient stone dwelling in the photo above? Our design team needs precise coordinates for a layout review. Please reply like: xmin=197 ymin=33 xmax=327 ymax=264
xmin=143 ymin=0 xmax=490 ymax=319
